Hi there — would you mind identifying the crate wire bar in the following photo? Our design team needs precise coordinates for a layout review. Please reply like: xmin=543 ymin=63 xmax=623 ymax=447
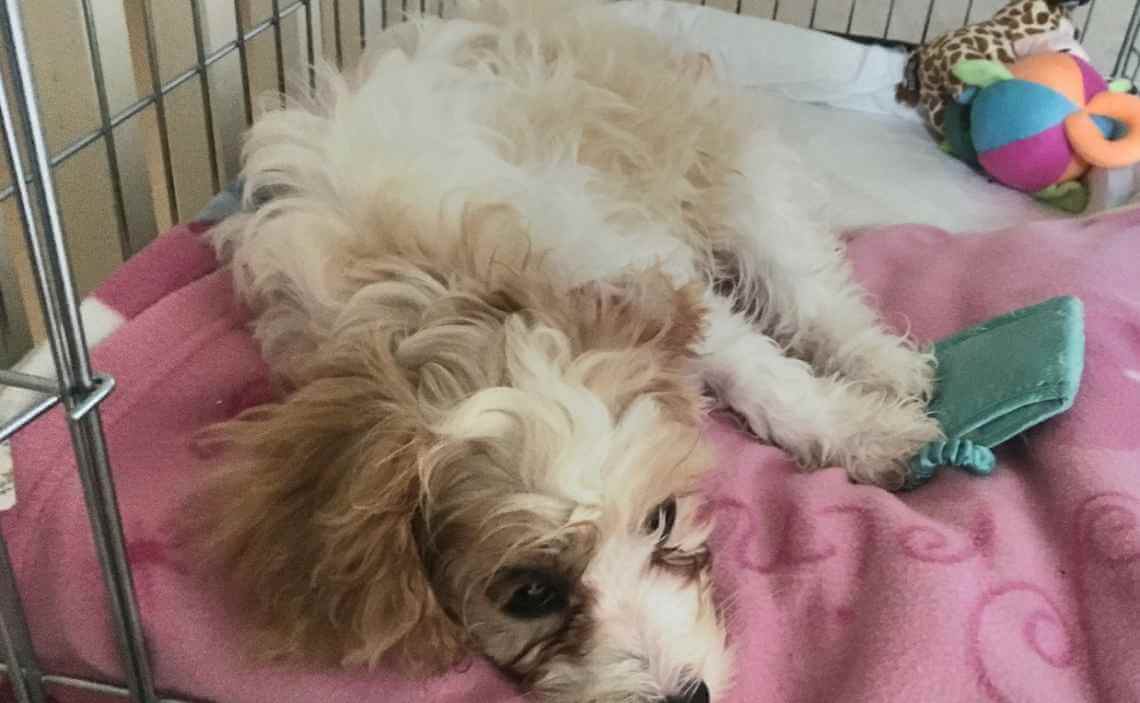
xmin=0 ymin=0 xmax=157 ymax=699
xmin=704 ymin=0 xmax=1140 ymax=68
xmin=0 ymin=1 xmax=1138 ymax=702
xmin=1119 ymin=0 xmax=1140 ymax=78
xmin=0 ymin=1 xmax=308 ymax=208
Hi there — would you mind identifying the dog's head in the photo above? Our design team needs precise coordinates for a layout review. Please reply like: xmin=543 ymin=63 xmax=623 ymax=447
xmin=200 ymin=228 xmax=730 ymax=702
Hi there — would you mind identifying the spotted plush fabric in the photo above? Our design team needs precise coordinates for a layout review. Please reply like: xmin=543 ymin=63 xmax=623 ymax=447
xmin=897 ymin=0 xmax=1076 ymax=137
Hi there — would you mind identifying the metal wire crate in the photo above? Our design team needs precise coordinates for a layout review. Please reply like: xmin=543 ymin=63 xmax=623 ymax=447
xmin=0 ymin=1 xmax=1138 ymax=701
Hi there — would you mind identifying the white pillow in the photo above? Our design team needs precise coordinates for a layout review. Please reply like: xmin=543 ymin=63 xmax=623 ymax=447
xmin=606 ymin=0 xmax=922 ymax=120
xmin=753 ymin=92 xmax=1060 ymax=232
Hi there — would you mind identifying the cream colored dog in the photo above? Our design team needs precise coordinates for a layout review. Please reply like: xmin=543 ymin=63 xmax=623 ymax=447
xmin=202 ymin=2 xmax=939 ymax=701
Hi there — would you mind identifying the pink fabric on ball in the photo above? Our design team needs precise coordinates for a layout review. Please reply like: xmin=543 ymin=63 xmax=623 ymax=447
xmin=978 ymin=125 xmax=1075 ymax=192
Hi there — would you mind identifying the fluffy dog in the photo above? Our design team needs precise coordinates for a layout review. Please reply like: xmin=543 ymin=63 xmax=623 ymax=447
xmin=202 ymin=2 xmax=940 ymax=701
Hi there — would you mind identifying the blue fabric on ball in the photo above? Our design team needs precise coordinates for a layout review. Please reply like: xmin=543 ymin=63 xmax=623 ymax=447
xmin=971 ymin=80 xmax=1078 ymax=153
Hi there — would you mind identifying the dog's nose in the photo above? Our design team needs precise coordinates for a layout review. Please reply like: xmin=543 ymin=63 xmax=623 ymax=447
xmin=663 ymin=681 xmax=710 ymax=703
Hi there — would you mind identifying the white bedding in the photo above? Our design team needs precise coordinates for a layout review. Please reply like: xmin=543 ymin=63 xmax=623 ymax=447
xmin=759 ymin=93 xmax=1062 ymax=232
xmin=608 ymin=0 xmax=1074 ymax=234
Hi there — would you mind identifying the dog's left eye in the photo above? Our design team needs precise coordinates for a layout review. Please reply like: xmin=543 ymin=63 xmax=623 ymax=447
xmin=644 ymin=497 xmax=677 ymax=544
xmin=502 ymin=572 xmax=569 ymax=619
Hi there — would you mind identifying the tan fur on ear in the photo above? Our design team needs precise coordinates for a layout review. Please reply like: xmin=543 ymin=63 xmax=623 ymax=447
xmin=571 ymin=272 xmax=706 ymax=360
xmin=560 ymin=272 xmax=707 ymax=426
xmin=195 ymin=341 xmax=467 ymax=674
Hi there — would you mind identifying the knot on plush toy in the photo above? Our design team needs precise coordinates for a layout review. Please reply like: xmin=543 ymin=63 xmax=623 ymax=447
xmin=905 ymin=439 xmax=996 ymax=491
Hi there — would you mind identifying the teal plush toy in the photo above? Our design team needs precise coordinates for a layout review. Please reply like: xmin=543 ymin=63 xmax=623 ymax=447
xmin=902 ymin=296 xmax=1085 ymax=491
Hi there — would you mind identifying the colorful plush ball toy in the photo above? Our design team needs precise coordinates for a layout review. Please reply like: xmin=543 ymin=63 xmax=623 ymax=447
xmin=944 ymin=52 xmax=1140 ymax=212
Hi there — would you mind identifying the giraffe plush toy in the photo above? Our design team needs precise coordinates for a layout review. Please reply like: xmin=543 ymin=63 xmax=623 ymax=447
xmin=896 ymin=0 xmax=1092 ymax=137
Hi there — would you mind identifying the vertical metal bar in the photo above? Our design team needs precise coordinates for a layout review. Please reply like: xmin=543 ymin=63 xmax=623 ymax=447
xmin=305 ymin=0 xmax=317 ymax=91
xmin=1080 ymin=0 xmax=1098 ymax=41
xmin=0 ymin=3 xmax=158 ymax=702
xmin=771 ymin=1 xmax=779 ymax=20
xmin=0 ymin=533 xmax=45 ymax=703
xmin=0 ymin=20 xmax=87 ymax=391
xmin=1114 ymin=1 xmax=1140 ymax=77
xmin=381 ymin=0 xmax=388 ymax=30
xmin=809 ymin=0 xmax=820 ymax=28
xmin=359 ymin=0 xmax=367 ymax=48
xmin=271 ymin=0 xmax=288 ymax=101
xmin=66 ymin=397 xmax=156 ymax=703
xmin=883 ymin=0 xmax=897 ymax=39
xmin=77 ymin=0 xmax=131 ymax=261
xmin=0 ymin=293 xmax=9 ymax=360
xmin=419 ymin=0 xmax=426 ymax=14
xmin=189 ymin=0 xmax=222 ymax=193
xmin=920 ymin=0 xmax=937 ymax=44
xmin=333 ymin=0 xmax=344 ymax=69
xmin=138 ymin=0 xmax=180 ymax=225
xmin=963 ymin=0 xmax=975 ymax=27
xmin=734 ymin=0 xmax=742 ymax=14
xmin=846 ymin=0 xmax=857 ymax=34
xmin=232 ymin=0 xmax=255 ymax=125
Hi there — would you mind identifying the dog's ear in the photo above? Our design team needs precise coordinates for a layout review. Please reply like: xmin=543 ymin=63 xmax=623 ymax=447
xmin=195 ymin=342 xmax=467 ymax=674
xmin=572 ymin=271 xmax=707 ymax=360
xmin=451 ymin=203 xmax=706 ymax=358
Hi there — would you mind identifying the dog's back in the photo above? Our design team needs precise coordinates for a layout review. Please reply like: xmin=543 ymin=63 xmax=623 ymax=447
xmin=212 ymin=0 xmax=750 ymax=370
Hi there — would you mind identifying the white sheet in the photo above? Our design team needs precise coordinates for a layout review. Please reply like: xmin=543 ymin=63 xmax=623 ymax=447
xmin=758 ymin=93 xmax=1063 ymax=232
xmin=606 ymin=1 xmax=1072 ymax=233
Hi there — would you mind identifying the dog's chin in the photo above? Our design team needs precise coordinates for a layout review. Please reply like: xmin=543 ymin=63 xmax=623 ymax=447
xmin=523 ymin=576 xmax=733 ymax=703
xmin=478 ymin=558 xmax=734 ymax=701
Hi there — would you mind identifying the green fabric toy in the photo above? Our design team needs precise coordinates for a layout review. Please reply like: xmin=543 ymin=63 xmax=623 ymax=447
xmin=902 ymin=296 xmax=1085 ymax=491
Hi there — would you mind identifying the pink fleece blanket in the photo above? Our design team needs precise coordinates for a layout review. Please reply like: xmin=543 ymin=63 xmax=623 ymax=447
xmin=5 ymin=209 xmax=1140 ymax=703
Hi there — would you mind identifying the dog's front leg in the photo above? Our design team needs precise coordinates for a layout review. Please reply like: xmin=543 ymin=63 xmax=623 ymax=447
xmin=723 ymin=139 xmax=936 ymax=405
xmin=696 ymin=295 xmax=941 ymax=488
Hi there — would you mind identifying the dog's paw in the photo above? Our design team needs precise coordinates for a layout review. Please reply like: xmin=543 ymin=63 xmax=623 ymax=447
xmin=838 ymin=398 xmax=943 ymax=489
xmin=846 ymin=340 xmax=937 ymax=404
